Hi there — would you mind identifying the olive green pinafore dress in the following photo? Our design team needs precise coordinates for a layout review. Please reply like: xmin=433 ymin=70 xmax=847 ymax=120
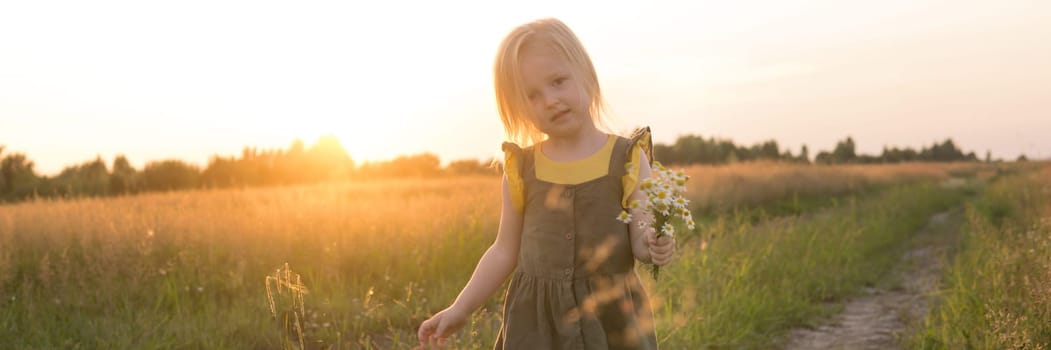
xmin=494 ymin=131 xmax=658 ymax=350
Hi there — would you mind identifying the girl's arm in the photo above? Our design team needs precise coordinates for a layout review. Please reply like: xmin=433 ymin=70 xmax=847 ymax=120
xmin=627 ymin=153 xmax=675 ymax=265
xmin=628 ymin=153 xmax=656 ymax=264
xmin=418 ymin=175 xmax=523 ymax=345
xmin=448 ymin=175 xmax=523 ymax=314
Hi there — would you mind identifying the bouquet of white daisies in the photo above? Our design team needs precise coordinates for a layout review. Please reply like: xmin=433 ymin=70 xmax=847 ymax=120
xmin=617 ymin=161 xmax=694 ymax=280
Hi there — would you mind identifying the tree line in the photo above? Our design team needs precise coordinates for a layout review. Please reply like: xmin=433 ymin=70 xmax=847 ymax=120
xmin=0 ymin=137 xmax=497 ymax=202
xmin=0 ymin=134 xmax=1020 ymax=203
xmin=653 ymin=135 xmax=998 ymax=165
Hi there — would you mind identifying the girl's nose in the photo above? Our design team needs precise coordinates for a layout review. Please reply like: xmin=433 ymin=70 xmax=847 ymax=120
xmin=543 ymin=90 xmax=561 ymax=109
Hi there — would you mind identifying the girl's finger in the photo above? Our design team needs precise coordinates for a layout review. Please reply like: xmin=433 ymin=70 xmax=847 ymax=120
xmin=653 ymin=245 xmax=673 ymax=257
xmin=649 ymin=244 xmax=668 ymax=254
xmin=418 ymin=321 xmax=433 ymax=344
xmin=653 ymin=255 xmax=669 ymax=265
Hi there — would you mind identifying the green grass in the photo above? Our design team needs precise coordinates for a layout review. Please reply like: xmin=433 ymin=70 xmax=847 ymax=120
xmin=650 ymin=181 xmax=969 ymax=348
xmin=911 ymin=166 xmax=1051 ymax=349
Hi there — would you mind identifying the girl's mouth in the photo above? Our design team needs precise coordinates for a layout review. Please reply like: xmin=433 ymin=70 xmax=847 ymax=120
xmin=551 ymin=110 xmax=569 ymax=123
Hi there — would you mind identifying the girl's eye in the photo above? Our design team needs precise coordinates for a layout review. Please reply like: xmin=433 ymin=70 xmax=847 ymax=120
xmin=552 ymin=77 xmax=566 ymax=86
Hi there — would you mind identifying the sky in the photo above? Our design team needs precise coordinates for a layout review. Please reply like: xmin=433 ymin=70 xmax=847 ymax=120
xmin=1 ymin=0 xmax=1048 ymax=176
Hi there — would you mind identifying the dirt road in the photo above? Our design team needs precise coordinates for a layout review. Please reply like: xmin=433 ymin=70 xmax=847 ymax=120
xmin=784 ymin=208 xmax=963 ymax=350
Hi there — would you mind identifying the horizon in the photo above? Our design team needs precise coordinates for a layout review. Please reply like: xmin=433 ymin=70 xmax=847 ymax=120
xmin=2 ymin=1 xmax=1049 ymax=176
xmin=2 ymin=132 xmax=1035 ymax=178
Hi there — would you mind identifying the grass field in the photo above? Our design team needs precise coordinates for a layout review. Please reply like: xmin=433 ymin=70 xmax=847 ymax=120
xmin=912 ymin=164 xmax=1051 ymax=349
xmin=1 ymin=161 xmax=1039 ymax=349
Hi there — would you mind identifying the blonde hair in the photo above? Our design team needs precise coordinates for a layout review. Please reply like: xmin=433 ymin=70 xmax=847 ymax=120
xmin=493 ymin=18 xmax=611 ymax=147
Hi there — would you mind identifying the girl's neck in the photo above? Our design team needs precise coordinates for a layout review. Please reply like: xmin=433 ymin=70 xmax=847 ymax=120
xmin=540 ymin=126 xmax=608 ymax=162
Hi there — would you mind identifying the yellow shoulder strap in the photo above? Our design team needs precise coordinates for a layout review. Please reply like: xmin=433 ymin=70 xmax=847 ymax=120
xmin=621 ymin=127 xmax=653 ymax=207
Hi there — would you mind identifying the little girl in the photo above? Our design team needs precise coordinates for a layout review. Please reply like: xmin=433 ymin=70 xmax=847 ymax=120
xmin=418 ymin=18 xmax=675 ymax=349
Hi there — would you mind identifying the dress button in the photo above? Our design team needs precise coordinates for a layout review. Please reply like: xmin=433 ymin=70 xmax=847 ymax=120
xmin=565 ymin=233 xmax=573 ymax=240
xmin=562 ymin=189 xmax=573 ymax=198
xmin=564 ymin=268 xmax=572 ymax=276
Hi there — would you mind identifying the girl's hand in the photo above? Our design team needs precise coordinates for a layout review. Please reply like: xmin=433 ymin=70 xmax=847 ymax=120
xmin=417 ymin=306 xmax=468 ymax=348
xmin=646 ymin=228 xmax=676 ymax=266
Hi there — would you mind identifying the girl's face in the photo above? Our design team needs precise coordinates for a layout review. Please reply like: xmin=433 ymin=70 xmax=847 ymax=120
xmin=518 ymin=44 xmax=591 ymax=140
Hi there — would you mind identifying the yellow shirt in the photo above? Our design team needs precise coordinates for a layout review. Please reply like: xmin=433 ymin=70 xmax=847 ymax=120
xmin=505 ymin=133 xmax=647 ymax=212
xmin=534 ymin=134 xmax=617 ymax=185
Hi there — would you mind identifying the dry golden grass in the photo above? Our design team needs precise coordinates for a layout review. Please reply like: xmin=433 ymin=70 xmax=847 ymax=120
xmin=0 ymin=177 xmax=503 ymax=348
xmin=683 ymin=161 xmax=993 ymax=212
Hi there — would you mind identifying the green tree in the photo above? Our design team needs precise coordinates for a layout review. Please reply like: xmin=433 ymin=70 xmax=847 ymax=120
xmin=831 ymin=137 xmax=857 ymax=163
xmin=0 ymin=150 xmax=40 ymax=200
xmin=1 ymin=154 xmax=39 ymax=200
xmin=446 ymin=158 xmax=498 ymax=176
xmin=49 ymin=156 xmax=111 ymax=197
xmin=356 ymin=153 xmax=441 ymax=178
xmin=142 ymin=160 xmax=200 ymax=191
xmin=110 ymin=155 xmax=138 ymax=195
